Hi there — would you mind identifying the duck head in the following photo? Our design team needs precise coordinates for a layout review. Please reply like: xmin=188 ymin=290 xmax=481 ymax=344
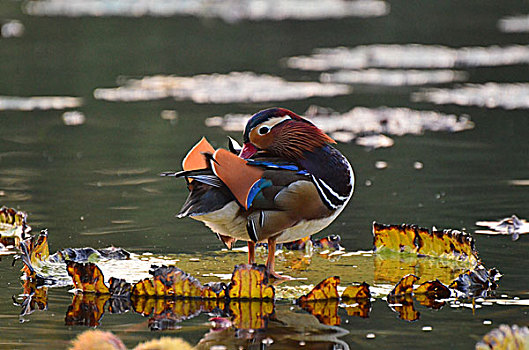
xmin=239 ymin=108 xmax=335 ymax=160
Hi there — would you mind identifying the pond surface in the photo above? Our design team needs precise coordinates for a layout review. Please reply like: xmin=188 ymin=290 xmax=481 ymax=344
xmin=1 ymin=0 xmax=529 ymax=348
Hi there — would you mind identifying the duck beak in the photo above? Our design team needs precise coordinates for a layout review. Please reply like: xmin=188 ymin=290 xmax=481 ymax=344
xmin=239 ymin=143 xmax=258 ymax=159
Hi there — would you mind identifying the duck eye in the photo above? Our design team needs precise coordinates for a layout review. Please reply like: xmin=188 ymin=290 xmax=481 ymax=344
xmin=258 ymin=126 xmax=270 ymax=135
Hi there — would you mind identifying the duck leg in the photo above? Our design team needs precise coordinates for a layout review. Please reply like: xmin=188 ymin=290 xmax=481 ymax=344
xmin=265 ymin=236 xmax=289 ymax=280
xmin=248 ymin=241 xmax=256 ymax=264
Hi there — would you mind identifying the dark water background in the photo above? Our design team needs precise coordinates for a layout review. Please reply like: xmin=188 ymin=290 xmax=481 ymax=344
xmin=0 ymin=0 xmax=528 ymax=348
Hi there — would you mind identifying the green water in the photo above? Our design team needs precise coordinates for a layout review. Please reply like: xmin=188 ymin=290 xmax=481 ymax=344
xmin=1 ymin=0 xmax=529 ymax=348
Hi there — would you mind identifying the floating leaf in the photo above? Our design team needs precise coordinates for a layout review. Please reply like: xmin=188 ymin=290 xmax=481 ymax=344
xmin=313 ymin=234 xmax=343 ymax=250
xmin=150 ymin=265 xmax=204 ymax=298
xmin=373 ymin=222 xmax=479 ymax=265
xmin=19 ymin=229 xmax=50 ymax=277
xmin=229 ymin=301 xmax=274 ymax=329
xmin=341 ymin=282 xmax=371 ymax=300
xmin=227 ymin=264 xmax=274 ymax=300
xmin=66 ymin=261 xmax=110 ymax=294
xmin=108 ymin=277 xmax=132 ymax=297
xmin=65 ymin=293 xmax=109 ymax=327
xmin=414 ymin=280 xmax=450 ymax=299
xmin=298 ymin=276 xmax=340 ymax=302
xmin=49 ymin=246 xmax=130 ymax=263
xmin=388 ymin=274 xmax=419 ymax=297
xmin=449 ymin=265 xmax=501 ymax=298
xmin=0 ymin=206 xmax=31 ymax=243
xmin=203 ymin=282 xmax=227 ymax=300
xmin=476 ymin=324 xmax=529 ymax=350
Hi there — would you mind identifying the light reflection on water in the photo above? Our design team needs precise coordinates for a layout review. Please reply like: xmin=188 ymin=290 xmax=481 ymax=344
xmin=413 ymin=83 xmax=529 ymax=110
xmin=320 ymin=68 xmax=468 ymax=86
xmin=93 ymin=72 xmax=351 ymax=103
xmin=0 ymin=96 xmax=82 ymax=111
xmin=287 ymin=44 xmax=529 ymax=70
xmin=498 ymin=14 xmax=529 ymax=33
xmin=24 ymin=0 xmax=389 ymax=21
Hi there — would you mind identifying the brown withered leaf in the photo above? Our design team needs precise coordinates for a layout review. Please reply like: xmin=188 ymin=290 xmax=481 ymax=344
xmin=298 ymin=300 xmax=340 ymax=326
xmin=229 ymin=300 xmax=274 ymax=329
xmin=0 ymin=206 xmax=31 ymax=247
xmin=66 ymin=261 xmax=110 ymax=294
xmin=227 ymin=264 xmax=274 ymax=300
xmin=108 ymin=277 xmax=132 ymax=297
xmin=202 ymin=282 xmax=227 ymax=300
xmin=298 ymin=276 xmax=340 ymax=302
xmin=65 ymin=293 xmax=109 ymax=327
xmin=131 ymin=265 xmax=225 ymax=299
xmin=413 ymin=279 xmax=450 ymax=309
xmin=414 ymin=279 xmax=450 ymax=298
xmin=312 ymin=234 xmax=343 ymax=250
xmin=341 ymin=282 xmax=371 ymax=300
xmin=373 ymin=222 xmax=479 ymax=265
xmin=18 ymin=229 xmax=50 ymax=277
xmin=388 ymin=274 xmax=419 ymax=297
xmin=151 ymin=265 xmax=204 ymax=298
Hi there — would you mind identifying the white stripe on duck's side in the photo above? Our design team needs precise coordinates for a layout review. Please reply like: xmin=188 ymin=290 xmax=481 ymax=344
xmin=310 ymin=156 xmax=355 ymax=210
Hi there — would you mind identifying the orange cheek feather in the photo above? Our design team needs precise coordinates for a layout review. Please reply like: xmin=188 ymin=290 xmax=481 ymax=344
xmin=182 ymin=137 xmax=216 ymax=171
xmin=249 ymin=128 xmax=273 ymax=149
xmin=211 ymin=149 xmax=264 ymax=210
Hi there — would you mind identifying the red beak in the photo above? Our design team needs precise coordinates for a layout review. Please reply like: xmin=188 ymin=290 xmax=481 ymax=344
xmin=239 ymin=143 xmax=258 ymax=159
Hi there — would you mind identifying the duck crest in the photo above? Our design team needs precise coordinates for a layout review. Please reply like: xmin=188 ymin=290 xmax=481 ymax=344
xmin=270 ymin=121 xmax=335 ymax=160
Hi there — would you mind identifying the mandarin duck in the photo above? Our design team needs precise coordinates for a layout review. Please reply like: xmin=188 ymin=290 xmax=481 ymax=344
xmin=163 ymin=108 xmax=354 ymax=279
